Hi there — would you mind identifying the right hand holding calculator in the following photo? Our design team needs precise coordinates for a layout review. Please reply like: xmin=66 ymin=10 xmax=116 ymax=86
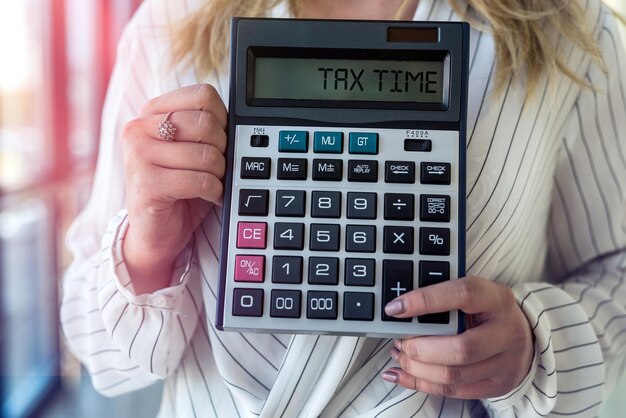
xmin=217 ymin=18 xmax=469 ymax=338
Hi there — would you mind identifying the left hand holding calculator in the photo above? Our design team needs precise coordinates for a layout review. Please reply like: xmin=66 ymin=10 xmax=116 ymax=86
xmin=217 ymin=18 xmax=469 ymax=338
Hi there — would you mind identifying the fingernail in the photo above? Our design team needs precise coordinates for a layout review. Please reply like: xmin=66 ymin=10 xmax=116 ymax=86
xmin=393 ymin=339 xmax=402 ymax=351
xmin=390 ymin=347 xmax=400 ymax=361
xmin=382 ymin=370 xmax=399 ymax=383
xmin=385 ymin=299 xmax=404 ymax=316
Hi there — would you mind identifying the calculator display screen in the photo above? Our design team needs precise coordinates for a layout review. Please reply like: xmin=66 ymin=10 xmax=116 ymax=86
xmin=253 ymin=57 xmax=445 ymax=104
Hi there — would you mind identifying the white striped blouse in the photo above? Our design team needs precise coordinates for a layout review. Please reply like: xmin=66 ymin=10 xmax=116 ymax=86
xmin=60 ymin=0 xmax=626 ymax=416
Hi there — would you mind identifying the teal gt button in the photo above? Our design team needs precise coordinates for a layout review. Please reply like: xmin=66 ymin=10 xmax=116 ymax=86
xmin=279 ymin=130 xmax=308 ymax=152
xmin=314 ymin=131 xmax=343 ymax=153
xmin=349 ymin=132 xmax=378 ymax=154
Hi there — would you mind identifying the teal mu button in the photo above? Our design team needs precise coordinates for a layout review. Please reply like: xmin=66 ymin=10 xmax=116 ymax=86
xmin=349 ymin=132 xmax=379 ymax=154
xmin=313 ymin=131 xmax=343 ymax=153
xmin=279 ymin=130 xmax=308 ymax=152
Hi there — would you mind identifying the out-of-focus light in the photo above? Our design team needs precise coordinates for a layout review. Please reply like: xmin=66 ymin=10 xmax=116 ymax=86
xmin=0 ymin=2 xmax=42 ymax=93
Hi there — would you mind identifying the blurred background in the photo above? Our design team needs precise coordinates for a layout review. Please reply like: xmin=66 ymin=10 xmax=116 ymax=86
xmin=0 ymin=1 xmax=625 ymax=417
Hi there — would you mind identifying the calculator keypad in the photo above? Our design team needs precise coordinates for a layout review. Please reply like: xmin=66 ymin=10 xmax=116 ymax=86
xmin=224 ymin=125 xmax=460 ymax=337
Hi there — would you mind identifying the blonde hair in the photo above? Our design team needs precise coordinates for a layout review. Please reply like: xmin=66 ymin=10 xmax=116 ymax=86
xmin=171 ymin=0 xmax=607 ymax=95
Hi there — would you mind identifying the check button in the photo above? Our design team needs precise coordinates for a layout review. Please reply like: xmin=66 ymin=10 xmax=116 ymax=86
xmin=385 ymin=161 xmax=415 ymax=183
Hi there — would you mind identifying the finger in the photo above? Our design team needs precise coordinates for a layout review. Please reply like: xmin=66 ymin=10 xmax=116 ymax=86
xmin=140 ymin=165 xmax=224 ymax=204
xmin=393 ymin=321 xmax=512 ymax=365
xmin=147 ymin=110 xmax=227 ymax=151
xmin=390 ymin=346 xmax=508 ymax=385
xmin=146 ymin=142 xmax=226 ymax=180
xmin=139 ymin=84 xmax=227 ymax=129
xmin=381 ymin=367 xmax=502 ymax=400
xmin=384 ymin=276 xmax=512 ymax=318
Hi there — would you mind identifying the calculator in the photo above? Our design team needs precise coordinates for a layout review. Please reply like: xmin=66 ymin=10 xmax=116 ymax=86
xmin=217 ymin=18 xmax=469 ymax=338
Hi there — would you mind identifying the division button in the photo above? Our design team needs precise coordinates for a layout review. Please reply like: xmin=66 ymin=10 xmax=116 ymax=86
xmin=349 ymin=132 xmax=378 ymax=154
xmin=308 ymin=257 xmax=339 ymax=285
xmin=270 ymin=289 xmax=301 ymax=318
xmin=277 ymin=158 xmax=307 ymax=180
xmin=384 ymin=193 xmax=414 ymax=221
xmin=404 ymin=139 xmax=432 ymax=152
xmin=240 ymin=157 xmax=271 ymax=179
xmin=314 ymin=131 xmax=343 ymax=153
xmin=238 ymin=189 xmax=269 ymax=216
xmin=418 ymin=261 xmax=450 ymax=324
xmin=279 ymin=130 xmax=308 ymax=152
xmin=345 ymin=258 xmax=375 ymax=286
xmin=420 ymin=195 xmax=451 ymax=222
xmin=421 ymin=162 xmax=451 ymax=185
xmin=236 ymin=222 xmax=267 ymax=249
xmin=419 ymin=227 xmax=450 ymax=255
xmin=348 ymin=160 xmax=378 ymax=182
xmin=272 ymin=256 xmax=303 ymax=284
xmin=250 ymin=134 xmax=269 ymax=147
xmin=385 ymin=161 xmax=416 ymax=183
xmin=382 ymin=260 xmax=413 ymax=322
xmin=312 ymin=159 xmax=343 ymax=181
xmin=307 ymin=291 xmax=338 ymax=320
xmin=344 ymin=292 xmax=375 ymax=321
xmin=275 ymin=190 xmax=306 ymax=217
xmin=232 ymin=288 xmax=263 ymax=317
xmin=234 ymin=255 xmax=265 ymax=282
xmin=274 ymin=222 xmax=305 ymax=250
xmin=383 ymin=226 xmax=414 ymax=254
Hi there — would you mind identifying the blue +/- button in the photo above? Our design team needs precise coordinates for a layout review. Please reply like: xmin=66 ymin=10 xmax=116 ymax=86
xmin=279 ymin=131 xmax=308 ymax=152
xmin=349 ymin=132 xmax=378 ymax=154
xmin=313 ymin=131 xmax=343 ymax=153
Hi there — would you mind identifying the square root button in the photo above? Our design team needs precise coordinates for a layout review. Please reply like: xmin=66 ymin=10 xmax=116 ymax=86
xmin=237 ymin=222 xmax=267 ymax=249
xmin=234 ymin=255 xmax=265 ymax=282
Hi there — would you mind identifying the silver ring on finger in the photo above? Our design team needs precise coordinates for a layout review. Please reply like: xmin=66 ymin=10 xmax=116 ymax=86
xmin=157 ymin=111 xmax=177 ymax=141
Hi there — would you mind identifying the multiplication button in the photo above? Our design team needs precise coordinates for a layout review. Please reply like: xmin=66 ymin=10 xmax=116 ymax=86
xmin=383 ymin=226 xmax=414 ymax=254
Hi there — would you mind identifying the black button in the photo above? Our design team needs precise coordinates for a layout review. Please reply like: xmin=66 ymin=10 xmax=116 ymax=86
xmin=238 ymin=189 xmax=269 ymax=216
xmin=270 ymin=289 xmax=301 ymax=318
xmin=421 ymin=162 xmax=451 ymax=185
xmin=345 ymin=225 xmax=376 ymax=253
xmin=272 ymin=256 xmax=303 ymax=284
xmin=346 ymin=192 xmax=377 ymax=219
xmin=310 ymin=224 xmax=341 ymax=252
xmin=404 ymin=139 xmax=432 ymax=152
xmin=307 ymin=291 xmax=338 ymax=319
xmin=311 ymin=191 xmax=341 ymax=218
xmin=312 ymin=159 xmax=343 ymax=181
xmin=348 ymin=160 xmax=378 ymax=182
xmin=308 ymin=257 xmax=339 ymax=285
xmin=241 ymin=157 xmax=271 ymax=179
xmin=385 ymin=161 xmax=415 ymax=183
xmin=344 ymin=292 xmax=375 ymax=321
xmin=382 ymin=260 xmax=413 ymax=322
xmin=275 ymin=190 xmax=306 ymax=217
xmin=345 ymin=258 xmax=375 ymax=286
xmin=232 ymin=288 xmax=263 ymax=317
xmin=250 ymin=134 xmax=269 ymax=147
xmin=383 ymin=226 xmax=414 ymax=254
xmin=418 ymin=261 xmax=450 ymax=324
xmin=419 ymin=227 xmax=450 ymax=255
xmin=277 ymin=158 xmax=307 ymax=180
xmin=274 ymin=222 xmax=305 ymax=250
xmin=384 ymin=193 xmax=414 ymax=221
xmin=420 ymin=195 xmax=451 ymax=222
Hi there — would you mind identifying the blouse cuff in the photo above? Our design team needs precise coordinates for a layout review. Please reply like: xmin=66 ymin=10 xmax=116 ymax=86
xmin=101 ymin=209 xmax=195 ymax=310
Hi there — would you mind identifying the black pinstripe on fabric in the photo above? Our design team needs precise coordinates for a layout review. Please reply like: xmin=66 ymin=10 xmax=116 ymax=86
xmin=127 ymin=309 xmax=145 ymax=358
xmin=278 ymin=336 xmax=321 ymax=418
xmin=180 ymin=361 xmax=199 ymax=418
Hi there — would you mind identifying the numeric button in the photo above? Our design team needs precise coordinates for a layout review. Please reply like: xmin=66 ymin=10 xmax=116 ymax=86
xmin=311 ymin=191 xmax=341 ymax=218
xmin=345 ymin=225 xmax=376 ymax=253
xmin=345 ymin=258 xmax=375 ymax=286
xmin=272 ymin=256 xmax=303 ymax=284
xmin=307 ymin=291 xmax=338 ymax=320
xmin=270 ymin=290 xmax=301 ymax=318
xmin=274 ymin=223 xmax=304 ymax=250
xmin=233 ymin=288 xmax=263 ymax=317
xmin=347 ymin=192 xmax=376 ymax=219
xmin=308 ymin=257 xmax=339 ymax=285
xmin=275 ymin=190 xmax=306 ymax=217
xmin=310 ymin=224 xmax=340 ymax=251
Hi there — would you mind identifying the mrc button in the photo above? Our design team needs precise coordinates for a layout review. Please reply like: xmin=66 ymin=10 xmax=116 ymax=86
xmin=421 ymin=162 xmax=451 ymax=185
xmin=241 ymin=157 xmax=271 ymax=179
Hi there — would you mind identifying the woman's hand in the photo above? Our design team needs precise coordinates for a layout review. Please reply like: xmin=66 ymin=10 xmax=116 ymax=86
xmin=121 ymin=84 xmax=227 ymax=294
xmin=382 ymin=276 xmax=534 ymax=399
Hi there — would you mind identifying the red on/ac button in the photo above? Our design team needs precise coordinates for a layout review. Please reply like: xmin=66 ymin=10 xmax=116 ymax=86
xmin=237 ymin=222 xmax=267 ymax=249
xmin=235 ymin=255 xmax=265 ymax=282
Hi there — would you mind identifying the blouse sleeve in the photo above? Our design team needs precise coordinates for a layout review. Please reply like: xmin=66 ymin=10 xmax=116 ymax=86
xmin=483 ymin=5 xmax=626 ymax=417
xmin=59 ymin=4 xmax=203 ymax=396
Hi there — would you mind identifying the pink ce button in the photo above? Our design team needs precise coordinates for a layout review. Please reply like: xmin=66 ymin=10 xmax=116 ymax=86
xmin=237 ymin=222 xmax=267 ymax=249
